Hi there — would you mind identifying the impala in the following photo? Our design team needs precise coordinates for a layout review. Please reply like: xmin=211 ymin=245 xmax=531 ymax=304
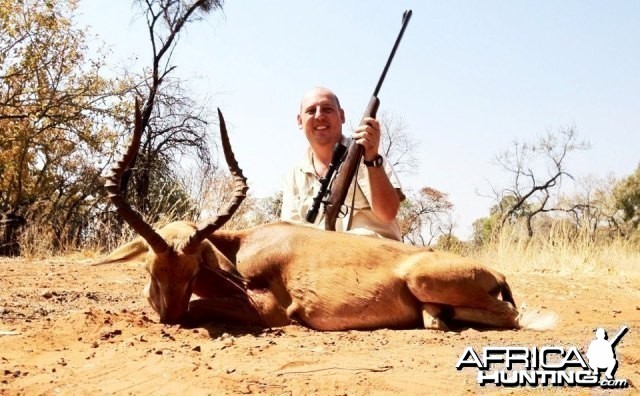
xmin=97 ymin=105 xmax=557 ymax=331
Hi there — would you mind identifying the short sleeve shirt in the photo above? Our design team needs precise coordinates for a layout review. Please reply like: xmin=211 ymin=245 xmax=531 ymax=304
xmin=280 ymin=137 xmax=404 ymax=240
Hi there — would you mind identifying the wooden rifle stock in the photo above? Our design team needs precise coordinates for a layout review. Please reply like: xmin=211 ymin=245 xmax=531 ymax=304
xmin=323 ymin=97 xmax=379 ymax=230
xmin=321 ymin=10 xmax=412 ymax=231
xmin=305 ymin=143 xmax=347 ymax=223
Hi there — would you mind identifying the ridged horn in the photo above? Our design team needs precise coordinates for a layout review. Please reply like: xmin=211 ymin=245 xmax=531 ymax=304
xmin=105 ymin=100 xmax=169 ymax=254
xmin=183 ymin=108 xmax=248 ymax=254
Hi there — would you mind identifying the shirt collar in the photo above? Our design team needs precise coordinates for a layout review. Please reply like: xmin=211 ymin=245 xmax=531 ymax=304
xmin=301 ymin=135 xmax=352 ymax=176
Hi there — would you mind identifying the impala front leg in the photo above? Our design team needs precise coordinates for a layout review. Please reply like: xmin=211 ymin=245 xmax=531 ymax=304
xmin=186 ymin=296 xmax=265 ymax=326
xmin=186 ymin=289 xmax=290 ymax=328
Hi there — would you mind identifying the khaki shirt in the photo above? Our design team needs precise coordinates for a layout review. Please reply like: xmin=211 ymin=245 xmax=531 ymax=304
xmin=281 ymin=137 xmax=404 ymax=240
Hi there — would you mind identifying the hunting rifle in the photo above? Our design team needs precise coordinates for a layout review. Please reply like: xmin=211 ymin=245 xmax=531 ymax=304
xmin=305 ymin=9 xmax=413 ymax=230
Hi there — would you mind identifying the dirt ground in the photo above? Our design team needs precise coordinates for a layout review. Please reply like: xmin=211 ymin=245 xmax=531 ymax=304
xmin=0 ymin=257 xmax=638 ymax=395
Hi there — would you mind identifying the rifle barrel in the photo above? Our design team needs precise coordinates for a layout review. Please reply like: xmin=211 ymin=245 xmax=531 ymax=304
xmin=373 ymin=9 xmax=413 ymax=97
xmin=315 ymin=10 xmax=413 ymax=231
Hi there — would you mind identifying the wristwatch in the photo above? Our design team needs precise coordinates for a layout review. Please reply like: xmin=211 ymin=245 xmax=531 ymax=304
xmin=363 ymin=154 xmax=384 ymax=168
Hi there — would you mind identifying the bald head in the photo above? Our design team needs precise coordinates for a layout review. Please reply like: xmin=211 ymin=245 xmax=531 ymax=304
xmin=297 ymin=86 xmax=345 ymax=151
xmin=300 ymin=87 xmax=341 ymax=112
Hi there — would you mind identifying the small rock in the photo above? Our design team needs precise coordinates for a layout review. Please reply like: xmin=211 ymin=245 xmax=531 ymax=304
xmin=226 ymin=368 xmax=236 ymax=374
xmin=41 ymin=291 xmax=53 ymax=299
xmin=160 ymin=329 xmax=175 ymax=341
xmin=85 ymin=292 xmax=99 ymax=301
xmin=192 ymin=346 xmax=201 ymax=352
xmin=155 ymin=350 xmax=163 ymax=355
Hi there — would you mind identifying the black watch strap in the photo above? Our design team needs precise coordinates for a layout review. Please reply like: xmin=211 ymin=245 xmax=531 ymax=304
xmin=363 ymin=154 xmax=383 ymax=168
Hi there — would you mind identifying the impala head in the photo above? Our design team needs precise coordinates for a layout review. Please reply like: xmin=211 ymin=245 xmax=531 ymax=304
xmin=96 ymin=102 xmax=248 ymax=324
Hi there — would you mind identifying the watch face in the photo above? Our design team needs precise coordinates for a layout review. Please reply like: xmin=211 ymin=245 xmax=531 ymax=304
xmin=365 ymin=155 xmax=383 ymax=167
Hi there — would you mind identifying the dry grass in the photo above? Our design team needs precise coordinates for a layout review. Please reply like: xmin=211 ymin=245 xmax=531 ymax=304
xmin=12 ymin=211 xmax=640 ymax=279
xmin=13 ymin=178 xmax=264 ymax=259
xmin=472 ymin=222 xmax=640 ymax=276
xmin=16 ymin=184 xmax=197 ymax=260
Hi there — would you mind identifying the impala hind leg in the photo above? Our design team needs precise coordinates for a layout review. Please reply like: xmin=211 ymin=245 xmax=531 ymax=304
xmin=403 ymin=254 xmax=519 ymax=329
xmin=421 ymin=303 xmax=452 ymax=331
xmin=448 ymin=306 xmax=519 ymax=328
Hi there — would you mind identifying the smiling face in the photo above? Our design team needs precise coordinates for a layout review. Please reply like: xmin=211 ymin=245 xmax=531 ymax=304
xmin=297 ymin=87 xmax=345 ymax=150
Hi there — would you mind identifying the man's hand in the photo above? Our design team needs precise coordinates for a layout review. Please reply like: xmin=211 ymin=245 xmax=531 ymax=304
xmin=352 ymin=117 xmax=381 ymax=162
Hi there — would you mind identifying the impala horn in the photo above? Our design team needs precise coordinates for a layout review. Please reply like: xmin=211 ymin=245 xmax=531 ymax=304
xmin=183 ymin=108 xmax=248 ymax=254
xmin=104 ymin=100 xmax=169 ymax=254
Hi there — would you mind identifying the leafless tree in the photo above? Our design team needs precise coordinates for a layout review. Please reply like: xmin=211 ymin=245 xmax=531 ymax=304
xmin=378 ymin=111 xmax=419 ymax=175
xmin=557 ymin=174 xmax=625 ymax=240
xmin=121 ymin=0 xmax=224 ymax=217
xmin=377 ymin=111 xmax=455 ymax=246
xmin=487 ymin=126 xmax=590 ymax=238
xmin=398 ymin=187 xmax=454 ymax=246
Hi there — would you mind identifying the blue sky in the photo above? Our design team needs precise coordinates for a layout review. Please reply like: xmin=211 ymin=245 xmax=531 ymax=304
xmin=77 ymin=1 xmax=640 ymax=238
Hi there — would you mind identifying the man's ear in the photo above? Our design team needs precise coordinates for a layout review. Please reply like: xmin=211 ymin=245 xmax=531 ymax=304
xmin=339 ymin=108 xmax=345 ymax=123
xmin=297 ymin=114 xmax=303 ymax=129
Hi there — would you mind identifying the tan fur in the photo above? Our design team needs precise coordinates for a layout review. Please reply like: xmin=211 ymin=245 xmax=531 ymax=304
xmin=100 ymin=105 xmax=558 ymax=330
xmin=98 ymin=220 xmax=557 ymax=331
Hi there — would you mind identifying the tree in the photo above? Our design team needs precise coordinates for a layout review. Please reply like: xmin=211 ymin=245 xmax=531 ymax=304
xmin=0 ymin=0 xmax=226 ymax=253
xmin=122 ymin=0 xmax=223 ymax=219
xmin=486 ymin=126 xmax=589 ymax=238
xmin=311 ymin=108 xmax=432 ymax=240
xmin=377 ymin=111 xmax=454 ymax=246
xmin=398 ymin=186 xmax=454 ymax=246
xmin=0 ymin=0 xmax=128 ymax=250
xmin=127 ymin=78 xmax=215 ymax=219
xmin=612 ymin=164 xmax=640 ymax=234
xmin=378 ymin=111 xmax=419 ymax=175
xmin=470 ymin=194 xmax=534 ymax=246
xmin=377 ymin=111 xmax=458 ymax=246
xmin=471 ymin=216 xmax=495 ymax=247
xmin=434 ymin=232 xmax=465 ymax=253
xmin=556 ymin=174 xmax=621 ymax=241
xmin=254 ymin=191 xmax=284 ymax=225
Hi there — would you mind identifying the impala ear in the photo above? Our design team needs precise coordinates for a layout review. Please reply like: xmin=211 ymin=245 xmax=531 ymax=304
xmin=197 ymin=240 xmax=248 ymax=299
xmin=92 ymin=237 xmax=149 ymax=265
xmin=199 ymin=239 xmax=240 ymax=275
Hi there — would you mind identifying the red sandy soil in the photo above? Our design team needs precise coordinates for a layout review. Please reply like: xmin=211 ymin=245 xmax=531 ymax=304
xmin=1 ymin=258 xmax=638 ymax=395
